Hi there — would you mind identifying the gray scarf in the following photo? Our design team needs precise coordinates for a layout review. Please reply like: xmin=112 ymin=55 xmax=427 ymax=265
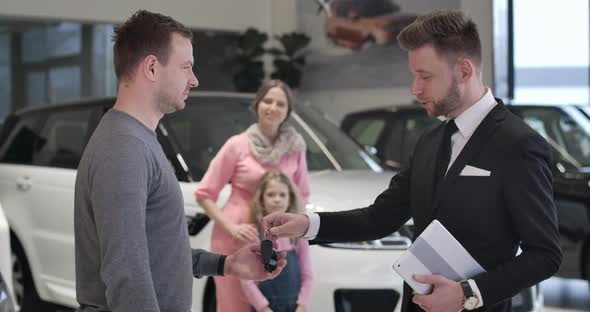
xmin=246 ymin=124 xmax=306 ymax=165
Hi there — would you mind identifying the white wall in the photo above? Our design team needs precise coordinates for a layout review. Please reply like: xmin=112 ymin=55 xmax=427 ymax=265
xmin=0 ymin=0 xmax=271 ymax=31
xmin=461 ymin=0 xmax=494 ymax=89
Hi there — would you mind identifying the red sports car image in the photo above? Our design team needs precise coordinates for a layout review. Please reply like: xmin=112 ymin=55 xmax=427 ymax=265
xmin=317 ymin=0 xmax=417 ymax=50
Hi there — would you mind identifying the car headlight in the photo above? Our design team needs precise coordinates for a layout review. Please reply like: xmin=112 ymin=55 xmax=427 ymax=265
xmin=321 ymin=225 xmax=414 ymax=250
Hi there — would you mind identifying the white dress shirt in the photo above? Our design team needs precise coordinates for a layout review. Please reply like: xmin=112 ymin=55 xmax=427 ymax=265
xmin=304 ymin=89 xmax=497 ymax=308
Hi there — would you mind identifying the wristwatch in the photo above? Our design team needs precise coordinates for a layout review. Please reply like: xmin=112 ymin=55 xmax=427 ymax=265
xmin=460 ymin=280 xmax=479 ymax=310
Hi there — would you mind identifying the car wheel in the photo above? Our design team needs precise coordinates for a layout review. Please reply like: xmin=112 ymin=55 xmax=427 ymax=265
xmin=10 ymin=239 xmax=52 ymax=312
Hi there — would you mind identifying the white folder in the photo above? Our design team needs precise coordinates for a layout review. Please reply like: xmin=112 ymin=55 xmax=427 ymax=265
xmin=392 ymin=219 xmax=485 ymax=295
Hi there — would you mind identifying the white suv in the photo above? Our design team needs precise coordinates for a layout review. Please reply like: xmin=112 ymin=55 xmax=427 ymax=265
xmin=0 ymin=92 xmax=541 ymax=312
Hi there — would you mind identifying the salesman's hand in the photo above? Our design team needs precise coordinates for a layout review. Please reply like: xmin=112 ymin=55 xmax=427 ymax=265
xmin=411 ymin=274 xmax=464 ymax=312
xmin=224 ymin=244 xmax=287 ymax=281
xmin=263 ymin=212 xmax=310 ymax=238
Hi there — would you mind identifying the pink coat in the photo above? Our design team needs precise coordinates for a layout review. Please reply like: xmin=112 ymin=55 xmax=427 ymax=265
xmin=194 ymin=131 xmax=312 ymax=311
xmin=194 ymin=130 xmax=310 ymax=254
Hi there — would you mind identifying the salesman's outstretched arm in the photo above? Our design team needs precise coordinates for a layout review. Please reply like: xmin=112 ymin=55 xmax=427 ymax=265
xmin=265 ymin=167 xmax=412 ymax=243
xmin=314 ymin=167 xmax=412 ymax=243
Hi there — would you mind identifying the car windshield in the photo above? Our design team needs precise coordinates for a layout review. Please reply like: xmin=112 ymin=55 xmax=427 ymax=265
xmin=516 ymin=105 xmax=590 ymax=169
xmin=578 ymin=105 xmax=590 ymax=120
xmin=161 ymin=95 xmax=381 ymax=180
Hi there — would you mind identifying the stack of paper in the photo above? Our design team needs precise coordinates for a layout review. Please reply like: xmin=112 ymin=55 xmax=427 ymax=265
xmin=393 ymin=220 xmax=485 ymax=295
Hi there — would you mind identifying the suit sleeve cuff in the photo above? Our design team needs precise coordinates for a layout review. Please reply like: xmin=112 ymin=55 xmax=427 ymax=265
xmin=303 ymin=212 xmax=320 ymax=239
xmin=468 ymin=279 xmax=484 ymax=308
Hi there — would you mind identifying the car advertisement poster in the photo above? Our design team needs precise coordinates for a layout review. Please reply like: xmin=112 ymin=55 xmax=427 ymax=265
xmin=297 ymin=0 xmax=460 ymax=90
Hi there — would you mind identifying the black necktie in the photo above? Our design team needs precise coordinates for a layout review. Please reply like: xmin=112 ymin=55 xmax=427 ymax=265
xmin=435 ymin=119 xmax=458 ymax=186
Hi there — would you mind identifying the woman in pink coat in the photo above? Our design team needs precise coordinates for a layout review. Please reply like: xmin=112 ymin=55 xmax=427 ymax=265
xmin=195 ymin=80 xmax=310 ymax=312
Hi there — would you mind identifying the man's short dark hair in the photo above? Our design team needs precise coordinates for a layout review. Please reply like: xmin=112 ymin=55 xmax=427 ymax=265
xmin=397 ymin=10 xmax=481 ymax=66
xmin=113 ymin=10 xmax=193 ymax=81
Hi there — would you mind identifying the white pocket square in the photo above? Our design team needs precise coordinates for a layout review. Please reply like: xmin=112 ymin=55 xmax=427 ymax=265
xmin=460 ymin=165 xmax=491 ymax=176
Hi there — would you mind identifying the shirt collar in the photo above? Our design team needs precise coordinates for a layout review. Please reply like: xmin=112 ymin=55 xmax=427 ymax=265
xmin=453 ymin=88 xmax=497 ymax=139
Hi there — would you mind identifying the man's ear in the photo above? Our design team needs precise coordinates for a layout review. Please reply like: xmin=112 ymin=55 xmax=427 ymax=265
xmin=457 ymin=57 xmax=474 ymax=82
xmin=143 ymin=55 xmax=158 ymax=81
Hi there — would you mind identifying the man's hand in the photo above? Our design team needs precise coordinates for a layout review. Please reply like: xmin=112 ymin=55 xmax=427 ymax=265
xmin=411 ymin=274 xmax=464 ymax=312
xmin=263 ymin=212 xmax=310 ymax=238
xmin=224 ymin=244 xmax=286 ymax=281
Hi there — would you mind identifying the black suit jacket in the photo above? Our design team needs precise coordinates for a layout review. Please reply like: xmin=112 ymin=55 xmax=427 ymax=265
xmin=314 ymin=101 xmax=562 ymax=312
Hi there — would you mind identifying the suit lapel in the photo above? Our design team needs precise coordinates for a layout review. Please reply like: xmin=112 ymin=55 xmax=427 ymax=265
xmin=429 ymin=101 xmax=508 ymax=218
xmin=415 ymin=124 xmax=446 ymax=227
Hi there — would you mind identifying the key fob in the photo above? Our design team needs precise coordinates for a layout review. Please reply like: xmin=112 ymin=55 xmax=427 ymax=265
xmin=261 ymin=239 xmax=278 ymax=273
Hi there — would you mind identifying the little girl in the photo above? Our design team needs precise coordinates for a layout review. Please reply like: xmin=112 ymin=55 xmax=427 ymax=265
xmin=241 ymin=171 xmax=313 ymax=312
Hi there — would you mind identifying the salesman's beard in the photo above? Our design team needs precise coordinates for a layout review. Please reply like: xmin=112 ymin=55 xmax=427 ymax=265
xmin=433 ymin=78 xmax=462 ymax=118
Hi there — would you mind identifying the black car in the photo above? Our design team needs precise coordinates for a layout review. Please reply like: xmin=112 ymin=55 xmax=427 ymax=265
xmin=342 ymin=103 xmax=590 ymax=283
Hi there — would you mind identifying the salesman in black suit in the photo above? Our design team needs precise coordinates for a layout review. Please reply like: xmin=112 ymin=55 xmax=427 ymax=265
xmin=263 ymin=10 xmax=561 ymax=312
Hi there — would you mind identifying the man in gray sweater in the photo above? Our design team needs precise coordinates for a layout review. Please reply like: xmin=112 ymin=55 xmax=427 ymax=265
xmin=74 ymin=10 xmax=285 ymax=312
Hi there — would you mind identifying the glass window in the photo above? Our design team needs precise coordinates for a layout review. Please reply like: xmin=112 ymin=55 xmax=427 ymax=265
xmin=293 ymin=104 xmax=381 ymax=171
xmin=32 ymin=108 xmax=92 ymax=169
xmin=512 ymin=0 xmax=589 ymax=104
xmin=49 ymin=66 xmax=81 ymax=103
xmin=92 ymin=24 xmax=117 ymax=96
xmin=348 ymin=118 xmax=385 ymax=147
xmin=26 ymin=72 xmax=47 ymax=107
xmin=0 ymin=114 xmax=43 ymax=165
xmin=22 ymin=22 xmax=81 ymax=63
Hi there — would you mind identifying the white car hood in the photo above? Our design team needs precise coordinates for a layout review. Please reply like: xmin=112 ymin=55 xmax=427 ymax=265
xmin=180 ymin=170 xmax=396 ymax=216
xmin=306 ymin=170 xmax=395 ymax=213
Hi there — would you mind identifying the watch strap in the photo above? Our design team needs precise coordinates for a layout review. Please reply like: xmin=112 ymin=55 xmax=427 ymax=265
xmin=460 ymin=280 xmax=474 ymax=299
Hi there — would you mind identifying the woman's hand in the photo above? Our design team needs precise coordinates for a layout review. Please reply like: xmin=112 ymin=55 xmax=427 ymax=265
xmin=295 ymin=305 xmax=305 ymax=312
xmin=260 ymin=306 xmax=273 ymax=312
xmin=229 ymin=223 xmax=259 ymax=242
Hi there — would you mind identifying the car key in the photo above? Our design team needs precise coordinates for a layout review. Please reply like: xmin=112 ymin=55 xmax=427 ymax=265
xmin=261 ymin=229 xmax=278 ymax=273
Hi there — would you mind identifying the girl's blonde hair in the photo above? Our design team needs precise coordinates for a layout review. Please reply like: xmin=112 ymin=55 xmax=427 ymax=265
xmin=249 ymin=171 xmax=303 ymax=225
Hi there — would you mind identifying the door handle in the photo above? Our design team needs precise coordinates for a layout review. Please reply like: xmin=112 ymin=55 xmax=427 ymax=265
xmin=16 ymin=176 xmax=32 ymax=191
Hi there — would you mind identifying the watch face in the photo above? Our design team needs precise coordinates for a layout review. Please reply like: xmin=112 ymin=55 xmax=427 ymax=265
xmin=464 ymin=297 xmax=479 ymax=310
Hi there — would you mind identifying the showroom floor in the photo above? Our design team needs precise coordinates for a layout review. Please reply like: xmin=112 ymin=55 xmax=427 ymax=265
xmin=543 ymin=277 xmax=589 ymax=311
xmin=52 ymin=277 xmax=588 ymax=312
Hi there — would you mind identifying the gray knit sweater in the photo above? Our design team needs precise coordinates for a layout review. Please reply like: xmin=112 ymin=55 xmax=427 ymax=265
xmin=74 ymin=109 xmax=223 ymax=312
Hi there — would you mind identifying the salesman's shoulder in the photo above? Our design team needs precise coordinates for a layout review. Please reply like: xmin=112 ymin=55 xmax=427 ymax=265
xmin=496 ymin=107 xmax=545 ymax=145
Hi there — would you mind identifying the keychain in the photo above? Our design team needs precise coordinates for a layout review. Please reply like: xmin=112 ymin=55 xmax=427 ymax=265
xmin=261 ymin=228 xmax=278 ymax=273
